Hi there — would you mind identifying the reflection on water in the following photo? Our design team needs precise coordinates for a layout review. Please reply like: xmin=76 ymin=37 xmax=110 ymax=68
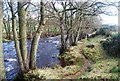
xmin=3 ymin=36 xmax=61 ymax=80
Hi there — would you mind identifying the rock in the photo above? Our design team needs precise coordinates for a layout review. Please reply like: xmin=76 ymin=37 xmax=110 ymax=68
xmin=86 ymin=44 xmax=95 ymax=48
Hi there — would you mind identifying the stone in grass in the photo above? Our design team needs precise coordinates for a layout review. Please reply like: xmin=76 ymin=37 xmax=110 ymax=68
xmin=86 ymin=44 xmax=95 ymax=48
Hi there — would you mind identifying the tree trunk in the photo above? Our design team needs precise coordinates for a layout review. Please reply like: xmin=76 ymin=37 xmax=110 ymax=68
xmin=18 ymin=2 xmax=28 ymax=70
xmin=59 ymin=17 xmax=66 ymax=53
xmin=8 ymin=1 xmax=25 ymax=71
xmin=69 ymin=33 xmax=74 ymax=46
xmin=73 ymin=18 xmax=82 ymax=45
xmin=73 ymin=28 xmax=80 ymax=46
xmin=7 ymin=15 xmax=11 ymax=40
xmin=69 ymin=5 xmax=74 ymax=46
xmin=29 ymin=0 xmax=45 ymax=69
xmin=0 ymin=1 xmax=6 ymax=80
xmin=13 ymin=16 xmax=25 ymax=71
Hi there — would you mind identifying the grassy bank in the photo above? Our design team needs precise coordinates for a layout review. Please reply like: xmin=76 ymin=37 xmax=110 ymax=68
xmin=14 ymin=35 xmax=119 ymax=80
xmin=81 ymin=36 xmax=107 ymax=62
xmin=76 ymin=35 xmax=119 ymax=79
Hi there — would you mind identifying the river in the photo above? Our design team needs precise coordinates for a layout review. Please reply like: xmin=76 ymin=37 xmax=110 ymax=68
xmin=3 ymin=36 xmax=61 ymax=80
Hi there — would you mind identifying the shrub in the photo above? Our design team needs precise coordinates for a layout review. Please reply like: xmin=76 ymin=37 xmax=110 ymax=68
xmin=96 ymin=28 xmax=111 ymax=37
xmin=101 ymin=34 xmax=119 ymax=57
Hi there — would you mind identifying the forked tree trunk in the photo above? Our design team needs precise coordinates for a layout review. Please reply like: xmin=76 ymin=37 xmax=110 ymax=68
xmin=13 ymin=17 xmax=25 ymax=71
xmin=29 ymin=0 xmax=45 ymax=69
xmin=18 ymin=2 xmax=28 ymax=70
xmin=8 ymin=1 xmax=25 ymax=71
xmin=0 ymin=1 xmax=6 ymax=80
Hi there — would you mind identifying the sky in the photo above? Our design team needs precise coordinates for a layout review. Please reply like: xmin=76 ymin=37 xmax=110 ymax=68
xmin=100 ymin=14 xmax=118 ymax=25
xmin=98 ymin=1 xmax=118 ymax=26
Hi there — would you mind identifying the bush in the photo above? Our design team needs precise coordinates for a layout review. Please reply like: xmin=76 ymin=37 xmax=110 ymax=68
xmin=101 ymin=34 xmax=120 ymax=57
xmin=96 ymin=28 xmax=111 ymax=37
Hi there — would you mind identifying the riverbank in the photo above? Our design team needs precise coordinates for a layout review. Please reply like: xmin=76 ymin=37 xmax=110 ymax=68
xmin=13 ymin=36 xmax=97 ymax=80
xmin=14 ymin=35 xmax=119 ymax=80
xmin=14 ymin=41 xmax=86 ymax=80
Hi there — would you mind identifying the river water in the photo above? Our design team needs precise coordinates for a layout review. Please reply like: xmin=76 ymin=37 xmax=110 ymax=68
xmin=3 ymin=36 xmax=61 ymax=80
